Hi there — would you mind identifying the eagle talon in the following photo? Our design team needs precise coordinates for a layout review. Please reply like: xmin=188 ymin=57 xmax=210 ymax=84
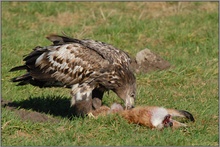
xmin=87 ymin=112 xmax=96 ymax=119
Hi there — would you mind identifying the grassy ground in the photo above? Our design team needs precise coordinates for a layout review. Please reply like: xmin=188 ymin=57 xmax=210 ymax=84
xmin=1 ymin=2 xmax=218 ymax=146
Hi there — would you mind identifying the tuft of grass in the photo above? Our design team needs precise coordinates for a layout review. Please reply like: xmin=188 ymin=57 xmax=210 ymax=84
xmin=1 ymin=2 xmax=218 ymax=146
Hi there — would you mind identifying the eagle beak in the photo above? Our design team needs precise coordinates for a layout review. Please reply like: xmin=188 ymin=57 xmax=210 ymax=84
xmin=125 ymin=97 xmax=135 ymax=109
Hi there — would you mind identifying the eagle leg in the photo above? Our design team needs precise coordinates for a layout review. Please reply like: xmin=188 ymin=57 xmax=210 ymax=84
xmin=70 ymin=84 xmax=94 ymax=117
xmin=71 ymin=99 xmax=93 ymax=117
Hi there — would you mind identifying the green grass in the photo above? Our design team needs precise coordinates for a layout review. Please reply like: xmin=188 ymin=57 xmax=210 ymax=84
xmin=1 ymin=2 xmax=218 ymax=146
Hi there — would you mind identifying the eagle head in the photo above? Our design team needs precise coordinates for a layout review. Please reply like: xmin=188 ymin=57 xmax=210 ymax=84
xmin=114 ymin=81 xmax=136 ymax=110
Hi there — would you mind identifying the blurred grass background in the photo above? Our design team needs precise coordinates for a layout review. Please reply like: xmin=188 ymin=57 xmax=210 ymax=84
xmin=1 ymin=2 xmax=218 ymax=146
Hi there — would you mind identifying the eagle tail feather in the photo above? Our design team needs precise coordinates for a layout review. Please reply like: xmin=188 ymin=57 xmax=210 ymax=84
xmin=11 ymin=73 xmax=31 ymax=82
xmin=9 ymin=65 xmax=27 ymax=72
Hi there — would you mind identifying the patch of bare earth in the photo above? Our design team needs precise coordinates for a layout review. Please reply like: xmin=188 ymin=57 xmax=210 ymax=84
xmin=1 ymin=99 xmax=60 ymax=123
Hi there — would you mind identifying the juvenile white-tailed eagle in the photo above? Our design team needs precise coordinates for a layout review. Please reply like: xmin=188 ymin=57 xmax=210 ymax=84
xmin=10 ymin=34 xmax=136 ymax=116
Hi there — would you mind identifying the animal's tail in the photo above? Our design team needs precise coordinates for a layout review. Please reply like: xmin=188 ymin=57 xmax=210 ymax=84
xmin=167 ymin=108 xmax=195 ymax=122
xmin=166 ymin=108 xmax=195 ymax=128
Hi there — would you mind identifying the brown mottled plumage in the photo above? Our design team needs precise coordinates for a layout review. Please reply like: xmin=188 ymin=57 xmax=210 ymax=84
xmin=10 ymin=34 xmax=136 ymax=116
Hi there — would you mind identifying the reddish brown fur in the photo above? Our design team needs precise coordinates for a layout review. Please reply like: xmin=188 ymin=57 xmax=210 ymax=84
xmin=90 ymin=106 xmax=110 ymax=116
xmin=89 ymin=106 xmax=154 ymax=128
xmin=120 ymin=107 xmax=154 ymax=128
xmin=89 ymin=105 xmax=194 ymax=129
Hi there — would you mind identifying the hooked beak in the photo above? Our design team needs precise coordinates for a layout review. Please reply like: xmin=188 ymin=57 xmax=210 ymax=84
xmin=125 ymin=97 xmax=135 ymax=109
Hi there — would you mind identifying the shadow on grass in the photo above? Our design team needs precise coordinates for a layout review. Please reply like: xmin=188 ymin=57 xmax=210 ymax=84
xmin=3 ymin=95 xmax=75 ymax=119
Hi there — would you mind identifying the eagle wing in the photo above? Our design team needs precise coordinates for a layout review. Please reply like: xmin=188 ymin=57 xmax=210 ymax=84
xmin=79 ymin=39 xmax=131 ymax=67
xmin=29 ymin=43 xmax=113 ymax=87
xmin=47 ymin=34 xmax=132 ymax=68
xmin=11 ymin=35 xmax=132 ymax=89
